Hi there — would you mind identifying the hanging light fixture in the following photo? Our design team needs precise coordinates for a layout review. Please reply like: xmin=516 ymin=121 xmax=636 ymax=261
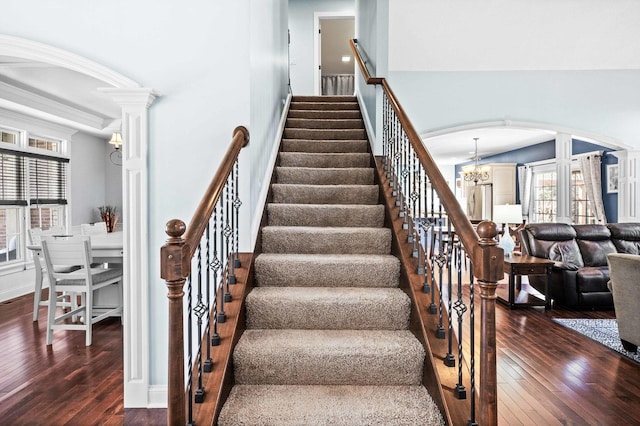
xmin=108 ymin=132 xmax=122 ymax=165
xmin=462 ymin=137 xmax=490 ymax=184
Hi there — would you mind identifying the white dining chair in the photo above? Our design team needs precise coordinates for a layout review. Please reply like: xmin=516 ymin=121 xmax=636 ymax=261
xmin=81 ymin=222 xmax=107 ymax=235
xmin=41 ymin=236 xmax=123 ymax=346
xmin=28 ymin=226 xmax=77 ymax=321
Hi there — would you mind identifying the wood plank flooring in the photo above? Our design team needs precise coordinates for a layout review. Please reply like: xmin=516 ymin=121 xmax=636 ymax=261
xmin=1 ymin=279 xmax=639 ymax=425
xmin=0 ymin=290 xmax=165 ymax=425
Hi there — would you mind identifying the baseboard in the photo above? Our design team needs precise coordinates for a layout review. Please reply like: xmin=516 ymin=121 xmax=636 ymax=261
xmin=147 ymin=385 xmax=168 ymax=408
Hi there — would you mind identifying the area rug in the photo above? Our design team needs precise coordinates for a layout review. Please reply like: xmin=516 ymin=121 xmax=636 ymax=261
xmin=553 ymin=318 xmax=640 ymax=364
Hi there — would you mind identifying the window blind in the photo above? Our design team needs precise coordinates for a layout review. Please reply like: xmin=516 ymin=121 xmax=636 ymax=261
xmin=28 ymin=155 xmax=68 ymax=205
xmin=0 ymin=150 xmax=27 ymax=205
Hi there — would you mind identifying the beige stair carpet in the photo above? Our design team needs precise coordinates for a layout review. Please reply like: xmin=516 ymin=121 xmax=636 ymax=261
xmin=218 ymin=95 xmax=443 ymax=425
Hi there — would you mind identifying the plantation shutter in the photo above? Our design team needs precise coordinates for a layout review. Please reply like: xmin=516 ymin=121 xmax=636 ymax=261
xmin=28 ymin=154 xmax=69 ymax=205
xmin=0 ymin=149 xmax=27 ymax=205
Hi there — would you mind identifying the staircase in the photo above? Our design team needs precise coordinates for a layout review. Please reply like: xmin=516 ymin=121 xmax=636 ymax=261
xmin=218 ymin=96 xmax=444 ymax=425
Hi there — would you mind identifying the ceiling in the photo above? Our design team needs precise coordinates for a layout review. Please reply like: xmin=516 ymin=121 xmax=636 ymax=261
xmin=0 ymin=55 xmax=121 ymax=137
xmin=423 ymin=127 xmax=557 ymax=166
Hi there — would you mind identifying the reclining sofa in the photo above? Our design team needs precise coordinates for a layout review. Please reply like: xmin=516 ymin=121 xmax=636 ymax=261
xmin=519 ymin=223 xmax=640 ymax=309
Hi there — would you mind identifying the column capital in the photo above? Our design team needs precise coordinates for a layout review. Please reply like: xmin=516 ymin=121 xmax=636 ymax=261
xmin=98 ymin=87 xmax=159 ymax=109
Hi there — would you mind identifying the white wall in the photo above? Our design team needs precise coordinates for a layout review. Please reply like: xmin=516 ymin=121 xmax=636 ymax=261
xmin=389 ymin=0 xmax=640 ymax=72
xmin=289 ymin=0 xmax=355 ymax=95
xmin=1 ymin=0 xmax=289 ymax=403
xmin=382 ymin=0 xmax=640 ymax=151
xmin=69 ymin=131 xmax=108 ymax=225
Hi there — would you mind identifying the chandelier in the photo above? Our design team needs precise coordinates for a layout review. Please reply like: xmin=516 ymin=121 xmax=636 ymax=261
xmin=462 ymin=137 xmax=490 ymax=184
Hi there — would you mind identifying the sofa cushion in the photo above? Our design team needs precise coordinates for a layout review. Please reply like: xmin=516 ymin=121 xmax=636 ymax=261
xmin=573 ymin=224 xmax=617 ymax=266
xmin=608 ymin=223 xmax=640 ymax=255
xmin=575 ymin=266 xmax=610 ymax=293
xmin=523 ymin=223 xmax=584 ymax=269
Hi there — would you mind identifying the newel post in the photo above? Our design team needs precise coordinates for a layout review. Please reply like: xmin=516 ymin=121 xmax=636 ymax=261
xmin=475 ymin=221 xmax=502 ymax=426
xmin=160 ymin=219 xmax=191 ymax=426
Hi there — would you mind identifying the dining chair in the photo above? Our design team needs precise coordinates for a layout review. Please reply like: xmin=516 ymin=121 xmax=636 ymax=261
xmin=41 ymin=235 xmax=123 ymax=346
xmin=81 ymin=222 xmax=108 ymax=235
xmin=28 ymin=226 xmax=78 ymax=321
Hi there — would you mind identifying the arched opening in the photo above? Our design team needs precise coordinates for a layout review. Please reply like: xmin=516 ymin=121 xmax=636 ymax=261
xmin=0 ymin=34 xmax=156 ymax=407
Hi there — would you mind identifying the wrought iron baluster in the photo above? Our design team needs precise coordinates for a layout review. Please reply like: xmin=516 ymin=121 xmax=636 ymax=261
xmin=223 ymin=178 xmax=232 ymax=303
xmin=185 ymin=275 xmax=194 ymax=425
xmin=210 ymin=206 xmax=222 ymax=344
xmin=204 ymin=223 xmax=213 ymax=369
xmin=454 ymin=237 xmax=468 ymax=399
xmin=233 ymin=159 xmax=242 ymax=269
xmin=468 ymin=262 xmax=478 ymax=425
xmin=217 ymin=197 xmax=226 ymax=324
xmin=444 ymin=214 xmax=455 ymax=367
xmin=427 ymin=182 xmax=438 ymax=314
xmin=194 ymin=244 xmax=206 ymax=403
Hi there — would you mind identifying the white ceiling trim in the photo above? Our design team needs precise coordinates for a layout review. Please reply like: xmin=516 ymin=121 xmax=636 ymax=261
xmin=0 ymin=80 xmax=107 ymax=130
xmin=0 ymin=35 xmax=140 ymax=89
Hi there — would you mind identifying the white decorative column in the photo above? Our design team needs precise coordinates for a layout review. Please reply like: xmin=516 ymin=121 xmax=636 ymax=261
xmin=100 ymin=87 xmax=158 ymax=407
xmin=555 ymin=133 xmax=572 ymax=223
xmin=612 ymin=150 xmax=640 ymax=222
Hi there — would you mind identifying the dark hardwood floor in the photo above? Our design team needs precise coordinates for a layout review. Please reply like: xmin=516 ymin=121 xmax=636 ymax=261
xmin=1 ymin=280 xmax=639 ymax=425
xmin=0 ymin=290 xmax=165 ymax=425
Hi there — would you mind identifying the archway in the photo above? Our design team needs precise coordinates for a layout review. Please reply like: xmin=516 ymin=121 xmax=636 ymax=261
xmin=0 ymin=34 xmax=157 ymax=408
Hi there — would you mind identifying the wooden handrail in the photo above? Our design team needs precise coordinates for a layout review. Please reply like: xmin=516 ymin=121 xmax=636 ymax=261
xmin=183 ymin=126 xmax=249 ymax=258
xmin=350 ymin=38 xmax=501 ymax=425
xmin=160 ymin=126 xmax=249 ymax=426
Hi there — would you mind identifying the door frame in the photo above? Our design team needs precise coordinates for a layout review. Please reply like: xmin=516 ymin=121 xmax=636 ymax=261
xmin=313 ymin=12 xmax=355 ymax=96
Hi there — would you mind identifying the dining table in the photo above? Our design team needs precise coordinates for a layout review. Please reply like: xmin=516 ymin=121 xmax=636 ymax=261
xmin=27 ymin=231 xmax=124 ymax=319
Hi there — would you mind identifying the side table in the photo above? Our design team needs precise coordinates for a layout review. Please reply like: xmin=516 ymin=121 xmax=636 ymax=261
xmin=498 ymin=254 xmax=554 ymax=310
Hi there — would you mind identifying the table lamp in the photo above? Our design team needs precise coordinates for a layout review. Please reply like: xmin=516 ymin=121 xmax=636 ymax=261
xmin=493 ymin=204 xmax=523 ymax=256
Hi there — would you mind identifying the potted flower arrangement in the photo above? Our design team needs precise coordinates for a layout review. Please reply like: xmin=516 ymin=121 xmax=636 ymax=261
xmin=98 ymin=205 xmax=119 ymax=233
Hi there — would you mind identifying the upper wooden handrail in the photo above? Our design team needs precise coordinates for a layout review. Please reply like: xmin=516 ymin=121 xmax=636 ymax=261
xmin=351 ymin=38 xmax=383 ymax=85
xmin=349 ymin=39 xmax=502 ymax=283
xmin=183 ymin=126 xmax=249 ymax=258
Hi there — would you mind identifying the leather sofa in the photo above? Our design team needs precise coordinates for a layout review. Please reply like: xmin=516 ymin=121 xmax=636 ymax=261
xmin=519 ymin=223 xmax=640 ymax=309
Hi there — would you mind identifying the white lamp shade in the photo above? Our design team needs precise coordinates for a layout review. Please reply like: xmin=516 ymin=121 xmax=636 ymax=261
xmin=493 ymin=204 xmax=523 ymax=225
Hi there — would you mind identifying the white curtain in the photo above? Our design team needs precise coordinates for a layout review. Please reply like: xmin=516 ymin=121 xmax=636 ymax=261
xmin=578 ymin=154 xmax=607 ymax=223
xmin=517 ymin=165 xmax=533 ymax=222
xmin=322 ymin=74 xmax=354 ymax=95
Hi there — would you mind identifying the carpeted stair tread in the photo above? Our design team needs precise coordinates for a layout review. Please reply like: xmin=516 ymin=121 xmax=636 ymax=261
xmin=267 ymin=203 xmax=384 ymax=227
xmin=292 ymin=95 xmax=356 ymax=102
xmin=284 ymin=128 xmax=366 ymax=140
xmin=233 ymin=329 xmax=424 ymax=386
xmin=272 ymin=184 xmax=378 ymax=205
xmin=218 ymin=384 xmax=444 ymax=426
xmin=288 ymin=109 xmax=362 ymax=119
xmin=246 ymin=287 xmax=410 ymax=330
xmin=290 ymin=101 xmax=359 ymax=110
xmin=285 ymin=118 xmax=364 ymax=129
xmin=281 ymin=139 xmax=368 ymax=153
xmin=261 ymin=226 xmax=391 ymax=254
xmin=276 ymin=167 xmax=374 ymax=185
xmin=279 ymin=152 xmax=370 ymax=168
xmin=254 ymin=253 xmax=399 ymax=286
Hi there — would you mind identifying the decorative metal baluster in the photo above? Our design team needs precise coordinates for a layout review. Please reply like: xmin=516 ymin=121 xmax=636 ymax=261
xmin=223 ymin=178 xmax=232 ymax=303
xmin=228 ymin=167 xmax=237 ymax=285
xmin=383 ymin=96 xmax=390 ymax=172
xmin=210 ymin=206 xmax=222 ymax=344
xmin=444 ymin=215 xmax=455 ymax=367
xmin=428 ymin=182 xmax=438 ymax=314
xmin=194 ymin=243 xmax=206 ymax=403
xmin=454 ymin=237 xmax=468 ymax=399
xmin=217 ymin=197 xmax=226 ymax=324
xmin=185 ymin=274 xmax=194 ymax=424
xmin=410 ymin=151 xmax=420 ymax=257
xmin=468 ymin=262 xmax=478 ymax=426
xmin=233 ymin=159 xmax=242 ymax=269
xmin=436 ymin=202 xmax=446 ymax=339
xmin=204 ymin=223 xmax=213 ymax=370
xmin=401 ymin=134 xmax=410 ymax=230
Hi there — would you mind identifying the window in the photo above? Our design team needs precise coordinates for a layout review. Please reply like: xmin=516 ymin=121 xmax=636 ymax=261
xmin=29 ymin=136 xmax=61 ymax=153
xmin=532 ymin=169 xmax=557 ymax=223
xmin=0 ymin=146 xmax=68 ymax=268
xmin=571 ymin=170 xmax=596 ymax=224
xmin=0 ymin=207 xmax=21 ymax=264
xmin=530 ymin=162 xmax=597 ymax=224
xmin=1 ymin=128 xmax=19 ymax=145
